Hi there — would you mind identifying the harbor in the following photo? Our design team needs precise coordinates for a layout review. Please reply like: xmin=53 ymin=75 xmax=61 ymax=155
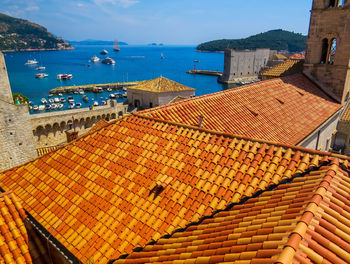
xmin=49 ymin=81 xmax=143 ymax=94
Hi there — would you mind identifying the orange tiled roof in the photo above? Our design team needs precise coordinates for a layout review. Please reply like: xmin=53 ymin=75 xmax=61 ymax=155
xmin=128 ymin=76 xmax=194 ymax=93
xmin=113 ymin=159 xmax=350 ymax=264
xmin=260 ymin=59 xmax=304 ymax=78
xmin=289 ymin=53 xmax=305 ymax=59
xmin=0 ymin=191 xmax=32 ymax=264
xmin=89 ymin=119 xmax=110 ymax=132
xmin=274 ymin=53 xmax=287 ymax=60
xmin=37 ymin=146 xmax=58 ymax=156
xmin=341 ymin=102 xmax=350 ymax=121
xmin=141 ymin=74 xmax=342 ymax=145
xmin=0 ymin=114 xmax=348 ymax=263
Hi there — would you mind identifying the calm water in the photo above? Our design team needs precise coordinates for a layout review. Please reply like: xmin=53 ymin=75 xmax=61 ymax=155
xmin=4 ymin=45 xmax=226 ymax=113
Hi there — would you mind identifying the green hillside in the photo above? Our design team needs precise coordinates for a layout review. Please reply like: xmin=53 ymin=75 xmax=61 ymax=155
xmin=197 ymin=29 xmax=307 ymax=52
xmin=0 ymin=13 xmax=72 ymax=51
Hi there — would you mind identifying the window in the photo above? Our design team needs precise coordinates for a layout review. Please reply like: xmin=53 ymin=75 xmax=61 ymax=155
xmin=329 ymin=0 xmax=344 ymax=7
xmin=328 ymin=38 xmax=337 ymax=64
xmin=320 ymin=38 xmax=328 ymax=63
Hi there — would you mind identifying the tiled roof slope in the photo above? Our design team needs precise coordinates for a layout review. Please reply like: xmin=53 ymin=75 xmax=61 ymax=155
xmin=341 ymin=102 xmax=350 ymax=121
xmin=0 ymin=191 xmax=32 ymax=264
xmin=0 ymin=114 xmax=348 ymax=263
xmin=113 ymin=159 xmax=350 ymax=264
xmin=140 ymin=74 xmax=342 ymax=145
xmin=37 ymin=146 xmax=58 ymax=157
xmin=260 ymin=59 xmax=304 ymax=78
xmin=128 ymin=76 xmax=195 ymax=93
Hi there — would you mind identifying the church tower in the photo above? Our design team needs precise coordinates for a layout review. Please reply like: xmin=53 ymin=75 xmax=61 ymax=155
xmin=303 ymin=0 xmax=350 ymax=104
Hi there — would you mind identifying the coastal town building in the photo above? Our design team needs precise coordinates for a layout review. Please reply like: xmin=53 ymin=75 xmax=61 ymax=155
xmin=127 ymin=76 xmax=195 ymax=109
xmin=218 ymin=48 xmax=270 ymax=84
xmin=0 ymin=1 xmax=350 ymax=264
xmin=0 ymin=52 xmax=36 ymax=171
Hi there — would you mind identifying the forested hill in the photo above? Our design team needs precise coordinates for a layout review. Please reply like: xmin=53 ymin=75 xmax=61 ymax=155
xmin=0 ymin=13 xmax=72 ymax=51
xmin=197 ymin=29 xmax=307 ymax=52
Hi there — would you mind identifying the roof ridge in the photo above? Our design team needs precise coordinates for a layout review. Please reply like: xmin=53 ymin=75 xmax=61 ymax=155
xmin=276 ymin=159 xmax=341 ymax=264
xmin=133 ymin=112 xmax=350 ymax=161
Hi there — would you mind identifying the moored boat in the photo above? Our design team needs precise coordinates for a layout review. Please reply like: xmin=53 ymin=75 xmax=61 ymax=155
xmin=100 ymin=49 xmax=108 ymax=55
xmin=33 ymin=105 xmax=39 ymax=111
xmin=75 ymin=102 xmax=82 ymax=108
xmin=57 ymin=74 xmax=73 ymax=80
xmin=54 ymin=98 xmax=60 ymax=103
xmin=36 ymin=66 xmax=46 ymax=70
xmin=38 ymin=105 xmax=45 ymax=111
xmin=91 ymin=55 xmax=100 ymax=62
xmin=113 ymin=40 xmax=120 ymax=52
xmin=101 ymin=57 xmax=115 ymax=65
xmin=82 ymin=95 xmax=89 ymax=102
xmin=93 ymin=101 xmax=99 ymax=106
xmin=35 ymin=73 xmax=48 ymax=79
xmin=41 ymin=98 xmax=47 ymax=104
xmin=25 ymin=59 xmax=38 ymax=65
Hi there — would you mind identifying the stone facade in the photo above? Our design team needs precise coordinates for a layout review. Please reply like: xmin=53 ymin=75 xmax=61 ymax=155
xmin=303 ymin=0 xmax=350 ymax=104
xmin=0 ymin=52 xmax=36 ymax=171
xmin=218 ymin=48 xmax=270 ymax=83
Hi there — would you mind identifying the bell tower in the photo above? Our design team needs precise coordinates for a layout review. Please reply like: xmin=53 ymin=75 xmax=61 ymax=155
xmin=303 ymin=0 xmax=350 ymax=104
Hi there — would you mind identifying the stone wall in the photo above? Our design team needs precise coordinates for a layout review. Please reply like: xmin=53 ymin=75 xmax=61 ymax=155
xmin=0 ymin=52 xmax=36 ymax=171
xmin=31 ymin=100 xmax=127 ymax=148
xmin=219 ymin=48 xmax=270 ymax=83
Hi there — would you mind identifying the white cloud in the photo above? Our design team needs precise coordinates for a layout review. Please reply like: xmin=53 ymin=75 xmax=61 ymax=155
xmin=25 ymin=5 xmax=40 ymax=11
xmin=118 ymin=0 xmax=139 ymax=8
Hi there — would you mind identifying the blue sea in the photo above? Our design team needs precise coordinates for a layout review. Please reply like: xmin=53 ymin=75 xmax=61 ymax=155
xmin=4 ymin=45 xmax=226 ymax=113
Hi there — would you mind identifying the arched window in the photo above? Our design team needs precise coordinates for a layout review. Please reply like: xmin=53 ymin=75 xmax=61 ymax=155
xmin=328 ymin=38 xmax=337 ymax=64
xmin=320 ymin=38 xmax=328 ymax=64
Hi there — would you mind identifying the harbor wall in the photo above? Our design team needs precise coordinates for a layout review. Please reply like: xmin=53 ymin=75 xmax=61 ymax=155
xmin=30 ymin=100 xmax=127 ymax=148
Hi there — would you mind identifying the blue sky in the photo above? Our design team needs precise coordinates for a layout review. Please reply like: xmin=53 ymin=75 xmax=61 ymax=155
xmin=1 ymin=0 xmax=313 ymax=45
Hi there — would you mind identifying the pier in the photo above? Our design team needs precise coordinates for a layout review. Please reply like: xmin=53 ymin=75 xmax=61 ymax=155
xmin=186 ymin=70 xmax=223 ymax=77
xmin=49 ymin=81 xmax=143 ymax=94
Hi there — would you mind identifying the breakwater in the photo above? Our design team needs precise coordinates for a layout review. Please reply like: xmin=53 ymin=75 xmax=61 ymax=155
xmin=186 ymin=70 xmax=223 ymax=77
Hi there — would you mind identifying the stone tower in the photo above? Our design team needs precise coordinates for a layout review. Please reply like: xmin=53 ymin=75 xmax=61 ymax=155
xmin=303 ymin=0 xmax=350 ymax=104
xmin=0 ymin=52 xmax=36 ymax=171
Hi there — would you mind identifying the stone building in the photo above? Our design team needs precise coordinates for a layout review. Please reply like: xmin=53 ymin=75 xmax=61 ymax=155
xmin=127 ymin=76 xmax=195 ymax=109
xmin=218 ymin=48 xmax=270 ymax=83
xmin=303 ymin=0 xmax=350 ymax=104
xmin=0 ymin=52 xmax=36 ymax=171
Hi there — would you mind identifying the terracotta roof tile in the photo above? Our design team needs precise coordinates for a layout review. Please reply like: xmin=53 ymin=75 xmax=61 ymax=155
xmin=128 ymin=76 xmax=194 ymax=93
xmin=0 ymin=191 xmax=32 ymax=264
xmin=260 ymin=59 xmax=304 ymax=78
xmin=140 ymin=74 xmax=342 ymax=145
xmin=115 ymin=159 xmax=350 ymax=264
xmin=0 ymin=114 xmax=349 ymax=263
xmin=341 ymin=102 xmax=350 ymax=121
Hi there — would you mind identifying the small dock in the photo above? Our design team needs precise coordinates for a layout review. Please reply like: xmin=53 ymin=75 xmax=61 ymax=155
xmin=49 ymin=81 xmax=143 ymax=94
xmin=186 ymin=70 xmax=223 ymax=77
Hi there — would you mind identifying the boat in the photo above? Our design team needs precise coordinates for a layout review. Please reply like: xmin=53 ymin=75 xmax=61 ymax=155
xmin=101 ymin=100 xmax=107 ymax=105
xmin=75 ymin=103 xmax=82 ymax=108
xmin=93 ymin=101 xmax=99 ymax=106
xmin=33 ymin=105 xmax=39 ymax=111
xmin=68 ymin=103 xmax=75 ymax=109
xmin=109 ymin=93 xmax=116 ymax=99
xmin=60 ymin=98 xmax=66 ymax=103
xmin=45 ymin=104 xmax=51 ymax=110
xmin=161 ymin=52 xmax=165 ymax=59
xmin=57 ymin=74 xmax=73 ymax=80
xmin=122 ymin=87 xmax=127 ymax=91
xmin=36 ymin=66 xmax=46 ymax=70
xmin=25 ymin=59 xmax=38 ymax=65
xmin=35 ymin=73 xmax=48 ymax=79
xmin=107 ymin=88 xmax=112 ymax=92
xmin=49 ymin=98 xmax=54 ymax=104
xmin=41 ymin=98 xmax=47 ymax=104
xmin=194 ymin=60 xmax=200 ymax=62
xmin=82 ymin=95 xmax=89 ymax=102
xmin=58 ymin=93 xmax=63 ymax=96
xmin=101 ymin=57 xmax=115 ymax=65
xmin=73 ymin=91 xmax=79 ymax=94
xmin=113 ymin=40 xmax=120 ymax=52
xmin=54 ymin=98 xmax=60 ymax=103
xmin=100 ymin=49 xmax=108 ymax=55
xmin=67 ymin=96 xmax=74 ymax=103
xmin=48 ymin=94 xmax=54 ymax=97
xmin=90 ymin=55 xmax=100 ymax=62
xmin=51 ymin=104 xmax=58 ymax=110
xmin=29 ymin=101 xmax=33 ymax=105
xmin=38 ymin=105 xmax=45 ymax=111
xmin=79 ymin=90 xmax=84 ymax=95
xmin=57 ymin=104 xmax=64 ymax=109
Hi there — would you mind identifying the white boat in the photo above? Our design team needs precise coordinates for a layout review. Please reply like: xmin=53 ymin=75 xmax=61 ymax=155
xmin=57 ymin=74 xmax=73 ymax=80
xmin=93 ymin=101 xmax=99 ymax=106
xmin=33 ymin=105 xmax=39 ymax=111
xmin=35 ymin=73 xmax=48 ymax=79
xmin=161 ymin=52 xmax=165 ymax=59
xmin=41 ymin=98 xmax=47 ymax=104
xmin=51 ymin=104 xmax=58 ymax=110
xmin=109 ymin=93 xmax=115 ymax=98
xmin=45 ymin=104 xmax=51 ymax=110
xmin=54 ymin=98 xmax=60 ymax=103
xmin=67 ymin=96 xmax=74 ymax=103
xmin=68 ymin=103 xmax=75 ymax=109
xmin=79 ymin=90 xmax=84 ymax=95
xmin=48 ymin=94 xmax=54 ymax=97
xmin=75 ymin=102 xmax=82 ymax=108
xmin=58 ymin=93 xmax=63 ymax=96
xmin=113 ymin=40 xmax=120 ymax=51
xmin=91 ymin=55 xmax=100 ymax=62
xmin=107 ymin=88 xmax=112 ymax=92
xmin=25 ymin=59 xmax=38 ymax=65
xmin=100 ymin=49 xmax=108 ymax=55
xmin=101 ymin=57 xmax=115 ymax=65
xmin=60 ymin=98 xmax=66 ymax=103
xmin=82 ymin=95 xmax=89 ymax=102
xmin=49 ymin=98 xmax=54 ymax=104
xmin=36 ymin=66 xmax=46 ymax=70
xmin=38 ymin=105 xmax=45 ymax=111
xmin=101 ymin=100 xmax=107 ymax=105
xmin=57 ymin=104 xmax=64 ymax=109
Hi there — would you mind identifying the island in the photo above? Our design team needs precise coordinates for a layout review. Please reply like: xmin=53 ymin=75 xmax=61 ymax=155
xmin=0 ymin=13 xmax=72 ymax=52
xmin=197 ymin=29 xmax=307 ymax=52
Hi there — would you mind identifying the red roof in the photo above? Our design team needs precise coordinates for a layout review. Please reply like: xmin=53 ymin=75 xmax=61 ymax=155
xmin=113 ymin=159 xmax=350 ymax=264
xmin=0 ymin=114 xmax=348 ymax=263
xmin=141 ymin=74 xmax=341 ymax=145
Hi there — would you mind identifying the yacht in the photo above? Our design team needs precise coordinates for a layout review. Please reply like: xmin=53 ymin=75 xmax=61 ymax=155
xmin=113 ymin=40 xmax=120 ymax=52
xmin=57 ymin=74 xmax=73 ymax=80
xmin=101 ymin=57 xmax=115 ymax=65
xmin=35 ymin=73 xmax=48 ymax=79
xmin=36 ymin=66 xmax=46 ymax=70
xmin=100 ymin=49 xmax=108 ymax=55
xmin=25 ymin=59 xmax=38 ymax=65
xmin=91 ymin=55 xmax=100 ymax=62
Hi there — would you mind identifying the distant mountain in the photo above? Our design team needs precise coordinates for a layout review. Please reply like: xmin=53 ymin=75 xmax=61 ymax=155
xmin=69 ymin=40 xmax=128 ymax=45
xmin=0 ymin=13 xmax=72 ymax=51
xmin=197 ymin=29 xmax=307 ymax=52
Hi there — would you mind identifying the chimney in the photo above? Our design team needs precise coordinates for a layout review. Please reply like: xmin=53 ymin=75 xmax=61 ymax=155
xmin=198 ymin=115 xmax=204 ymax=127
xmin=65 ymin=116 xmax=79 ymax=143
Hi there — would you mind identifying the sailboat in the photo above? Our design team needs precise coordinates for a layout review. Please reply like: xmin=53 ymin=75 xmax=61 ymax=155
xmin=113 ymin=40 xmax=120 ymax=51
xmin=160 ymin=52 xmax=165 ymax=59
